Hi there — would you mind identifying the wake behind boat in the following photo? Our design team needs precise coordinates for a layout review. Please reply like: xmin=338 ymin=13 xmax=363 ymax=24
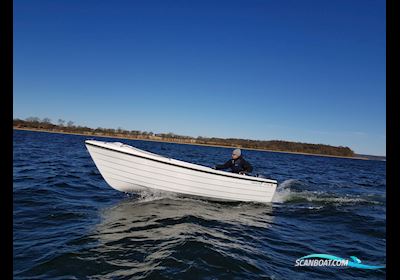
xmin=85 ymin=140 xmax=277 ymax=203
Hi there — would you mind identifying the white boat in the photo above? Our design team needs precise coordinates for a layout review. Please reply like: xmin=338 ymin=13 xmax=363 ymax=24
xmin=85 ymin=140 xmax=278 ymax=203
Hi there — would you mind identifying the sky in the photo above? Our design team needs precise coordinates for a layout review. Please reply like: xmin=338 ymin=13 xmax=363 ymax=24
xmin=13 ymin=0 xmax=386 ymax=156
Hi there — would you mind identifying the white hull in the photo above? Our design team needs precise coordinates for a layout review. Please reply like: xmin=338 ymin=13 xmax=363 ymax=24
xmin=85 ymin=140 xmax=277 ymax=203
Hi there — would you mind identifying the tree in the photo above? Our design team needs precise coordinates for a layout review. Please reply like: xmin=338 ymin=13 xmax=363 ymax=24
xmin=42 ymin=118 xmax=51 ymax=124
xmin=67 ymin=121 xmax=74 ymax=127
xmin=58 ymin=119 xmax=65 ymax=126
xmin=26 ymin=117 xmax=40 ymax=123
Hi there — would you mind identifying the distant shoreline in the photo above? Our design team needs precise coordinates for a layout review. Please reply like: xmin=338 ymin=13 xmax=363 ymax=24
xmin=13 ymin=127 xmax=375 ymax=161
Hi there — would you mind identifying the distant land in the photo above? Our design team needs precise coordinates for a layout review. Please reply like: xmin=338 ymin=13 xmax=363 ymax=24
xmin=13 ymin=117 xmax=385 ymax=160
xmin=353 ymin=154 xmax=386 ymax=161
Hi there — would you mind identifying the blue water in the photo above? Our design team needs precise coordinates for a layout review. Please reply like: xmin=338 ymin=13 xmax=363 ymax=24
xmin=13 ymin=130 xmax=386 ymax=279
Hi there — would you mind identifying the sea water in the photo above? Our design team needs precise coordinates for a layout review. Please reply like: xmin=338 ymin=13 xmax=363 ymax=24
xmin=13 ymin=130 xmax=386 ymax=279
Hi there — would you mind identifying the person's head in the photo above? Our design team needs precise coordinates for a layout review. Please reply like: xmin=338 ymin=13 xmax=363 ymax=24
xmin=232 ymin=148 xmax=241 ymax=159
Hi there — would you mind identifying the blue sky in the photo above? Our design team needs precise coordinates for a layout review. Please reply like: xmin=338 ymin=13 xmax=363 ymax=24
xmin=13 ymin=0 xmax=386 ymax=156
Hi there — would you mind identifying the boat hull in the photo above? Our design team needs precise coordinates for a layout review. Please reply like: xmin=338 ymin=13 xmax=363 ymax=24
xmin=85 ymin=140 xmax=277 ymax=203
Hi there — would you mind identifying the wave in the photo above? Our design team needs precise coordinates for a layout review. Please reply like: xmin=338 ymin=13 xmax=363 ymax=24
xmin=125 ymin=178 xmax=384 ymax=207
xmin=129 ymin=189 xmax=180 ymax=203
xmin=272 ymin=179 xmax=384 ymax=206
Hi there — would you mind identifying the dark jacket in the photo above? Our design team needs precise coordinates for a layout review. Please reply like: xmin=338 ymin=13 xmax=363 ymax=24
xmin=215 ymin=156 xmax=253 ymax=174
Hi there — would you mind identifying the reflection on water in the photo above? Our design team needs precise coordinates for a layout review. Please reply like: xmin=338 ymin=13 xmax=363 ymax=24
xmin=86 ymin=197 xmax=275 ymax=278
xmin=98 ymin=196 xmax=275 ymax=232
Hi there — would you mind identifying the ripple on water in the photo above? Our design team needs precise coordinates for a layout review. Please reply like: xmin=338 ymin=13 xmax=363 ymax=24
xmin=13 ymin=130 xmax=386 ymax=279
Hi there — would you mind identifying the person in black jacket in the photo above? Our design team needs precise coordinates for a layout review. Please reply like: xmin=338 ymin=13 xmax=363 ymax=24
xmin=213 ymin=148 xmax=253 ymax=175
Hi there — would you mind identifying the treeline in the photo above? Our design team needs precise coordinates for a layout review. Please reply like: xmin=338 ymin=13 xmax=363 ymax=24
xmin=13 ymin=117 xmax=355 ymax=157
